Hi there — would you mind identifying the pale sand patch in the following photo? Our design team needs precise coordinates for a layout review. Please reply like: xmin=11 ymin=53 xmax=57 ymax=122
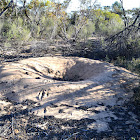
xmin=87 ymin=120 xmax=109 ymax=132
xmin=0 ymin=56 xmax=139 ymax=132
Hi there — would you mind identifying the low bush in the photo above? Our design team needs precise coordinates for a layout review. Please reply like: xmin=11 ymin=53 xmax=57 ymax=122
xmin=110 ymin=57 xmax=140 ymax=75
xmin=6 ymin=18 xmax=31 ymax=42
xmin=133 ymin=86 xmax=140 ymax=106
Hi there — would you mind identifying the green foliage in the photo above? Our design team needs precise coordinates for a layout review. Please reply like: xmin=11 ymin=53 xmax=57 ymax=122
xmin=130 ymin=58 xmax=140 ymax=74
xmin=112 ymin=1 xmax=123 ymax=16
xmin=39 ymin=16 xmax=56 ymax=39
xmin=67 ymin=25 xmax=75 ymax=38
xmin=0 ymin=0 xmax=125 ymax=42
xmin=0 ymin=19 xmax=11 ymax=37
xmin=28 ymin=0 xmax=51 ymax=9
xmin=132 ymin=86 xmax=140 ymax=106
xmin=0 ymin=0 xmax=8 ymax=12
xmin=4 ymin=42 xmax=11 ymax=47
xmin=94 ymin=10 xmax=124 ymax=35
xmin=111 ymin=57 xmax=140 ymax=75
xmin=6 ymin=18 xmax=31 ymax=42
xmin=0 ymin=20 xmax=3 ymax=33
xmin=79 ymin=21 xmax=95 ymax=40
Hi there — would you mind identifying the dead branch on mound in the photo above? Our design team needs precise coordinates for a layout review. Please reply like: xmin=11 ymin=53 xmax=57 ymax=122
xmin=105 ymin=10 xmax=140 ymax=58
xmin=119 ymin=0 xmax=128 ymax=27
xmin=106 ymin=10 xmax=140 ymax=42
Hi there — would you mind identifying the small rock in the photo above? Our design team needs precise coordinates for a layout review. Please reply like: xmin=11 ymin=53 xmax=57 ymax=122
xmin=35 ymin=77 xmax=41 ymax=79
xmin=25 ymin=72 xmax=29 ymax=75
xmin=58 ymin=109 xmax=63 ymax=113
xmin=24 ymin=85 xmax=29 ymax=88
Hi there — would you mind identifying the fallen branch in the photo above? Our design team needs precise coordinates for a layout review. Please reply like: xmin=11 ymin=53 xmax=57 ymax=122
xmin=105 ymin=10 xmax=140 ymax=42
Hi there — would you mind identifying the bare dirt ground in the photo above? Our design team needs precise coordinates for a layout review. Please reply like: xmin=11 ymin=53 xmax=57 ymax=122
xmin=0 ymin=40 xmax=140 ymax=139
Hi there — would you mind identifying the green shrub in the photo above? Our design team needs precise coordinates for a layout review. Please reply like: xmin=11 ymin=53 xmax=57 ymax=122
xmin=6 ymin=18 xmax=31 ymax=42
xmin=93 ymin=10 xmax=124 ymax=36
xmin=112 ymin=56 xmax=127 ymax=67
xmin=111 ymin=57 xmax=140 ymax=75
xmin=0 ymin=20 xmax=11 ymax=37
xmin=37 ymin=16 xmax=56 ymax=39
xmin=132 ymin=86 xmax=140 ymax=107
xmin=67 ymin=20 xmax=95 ymax=42
xmin=4 ymin=42 xmax=11 ymax=47
xmin=80 ymin=21 xmax=95 ymax=40
xmin=109 ymin=57 xmax=140 ymax=107
xmin=0 ymin=19 xmax=4 ymax=34
xmin=130 ymin=58 xmax=140 ymax=74
xmin=66 ymin=25 xmax=75 ymax=39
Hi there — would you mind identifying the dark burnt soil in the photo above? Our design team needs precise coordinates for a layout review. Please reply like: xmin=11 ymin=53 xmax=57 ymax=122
xmin=0 ymin=99 xmax=140 ymax=140
xmin=0 ymin=39 xmax=106 ymax=63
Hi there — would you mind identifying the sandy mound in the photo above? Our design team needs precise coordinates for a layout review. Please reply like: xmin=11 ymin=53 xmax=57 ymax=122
xmin=0 ymin=56 xmax=139 ymax=131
